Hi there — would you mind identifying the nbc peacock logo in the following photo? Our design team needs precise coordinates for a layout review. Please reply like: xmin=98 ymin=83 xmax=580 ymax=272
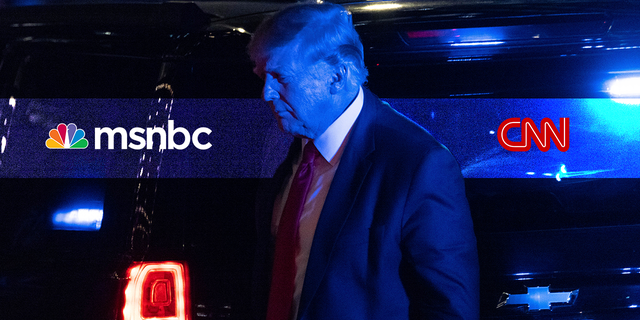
xmin=46 ymin=123 xmax=89 ymax=149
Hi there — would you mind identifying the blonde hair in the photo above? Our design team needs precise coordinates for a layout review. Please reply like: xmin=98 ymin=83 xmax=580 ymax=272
xmin=248 ymin=2 xmax=368 ymax=87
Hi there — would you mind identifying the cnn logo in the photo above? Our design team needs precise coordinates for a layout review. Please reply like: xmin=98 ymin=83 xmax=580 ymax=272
xmin=498 ymin=118 xmax=570 ymax=152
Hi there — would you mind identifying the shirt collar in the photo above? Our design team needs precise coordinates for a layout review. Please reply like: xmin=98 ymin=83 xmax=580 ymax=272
xmin=305 ymin=86 xmax=364 ymax=165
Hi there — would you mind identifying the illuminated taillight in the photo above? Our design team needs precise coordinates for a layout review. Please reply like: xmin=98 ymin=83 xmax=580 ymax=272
xmin=123 ymin=262 xmax=190 ymax=320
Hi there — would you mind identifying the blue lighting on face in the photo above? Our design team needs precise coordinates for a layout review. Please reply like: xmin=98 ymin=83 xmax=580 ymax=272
xmin=52 ymin=204 xmax=104 ymax=231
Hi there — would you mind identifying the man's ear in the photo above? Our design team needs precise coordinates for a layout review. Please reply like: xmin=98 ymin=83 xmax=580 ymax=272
xmin=329 ymin=64 xmax=348 ymax=95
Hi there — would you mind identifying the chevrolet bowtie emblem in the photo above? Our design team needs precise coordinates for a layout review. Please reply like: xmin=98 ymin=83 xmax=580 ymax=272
xmin=497 ymin=286 xmax=578 ymax=311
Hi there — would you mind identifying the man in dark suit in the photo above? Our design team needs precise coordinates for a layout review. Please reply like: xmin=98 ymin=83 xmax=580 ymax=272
xmin=248 ymin=3 xmax=478 ymax=320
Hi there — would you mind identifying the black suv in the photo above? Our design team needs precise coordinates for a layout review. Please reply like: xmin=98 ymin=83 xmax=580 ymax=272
xmin=1 ymin=1 xmax=640 ymax=319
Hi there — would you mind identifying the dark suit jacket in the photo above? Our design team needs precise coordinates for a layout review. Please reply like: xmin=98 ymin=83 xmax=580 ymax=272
xmin=254 ymin=88 xmax=479 ymax=320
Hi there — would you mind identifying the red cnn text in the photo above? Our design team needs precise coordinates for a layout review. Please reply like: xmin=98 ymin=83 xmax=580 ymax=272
xmin=498 ymin=117 xmax=570 ymax=152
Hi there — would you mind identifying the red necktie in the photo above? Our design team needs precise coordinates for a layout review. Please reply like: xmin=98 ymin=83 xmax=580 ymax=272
xmin=267 ymin=142 xmax=319 ymax=320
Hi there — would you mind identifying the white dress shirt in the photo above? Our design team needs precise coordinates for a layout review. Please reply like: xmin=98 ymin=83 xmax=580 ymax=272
xmin=271 ymin=86 xmax=364 ymax=319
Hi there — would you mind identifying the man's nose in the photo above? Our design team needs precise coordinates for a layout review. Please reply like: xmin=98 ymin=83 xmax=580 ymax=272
xmin=262 ymin=75 xmax=279 ymax=102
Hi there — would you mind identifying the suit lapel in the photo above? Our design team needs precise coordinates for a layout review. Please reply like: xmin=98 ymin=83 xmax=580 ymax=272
xmin=297 ymin=88 xmax=379 ymax=319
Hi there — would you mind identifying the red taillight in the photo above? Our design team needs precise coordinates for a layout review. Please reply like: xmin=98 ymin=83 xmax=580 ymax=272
xmin=123 ymin=262 xmax=190 ymax=320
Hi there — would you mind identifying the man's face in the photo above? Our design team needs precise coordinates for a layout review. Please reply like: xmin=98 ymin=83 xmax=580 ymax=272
xmin=258 ymin=45 xmax=337 ymax=140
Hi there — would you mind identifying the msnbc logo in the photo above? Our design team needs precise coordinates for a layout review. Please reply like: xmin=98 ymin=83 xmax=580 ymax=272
xmin=46 ymin=123 xmax=89 ymax=149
